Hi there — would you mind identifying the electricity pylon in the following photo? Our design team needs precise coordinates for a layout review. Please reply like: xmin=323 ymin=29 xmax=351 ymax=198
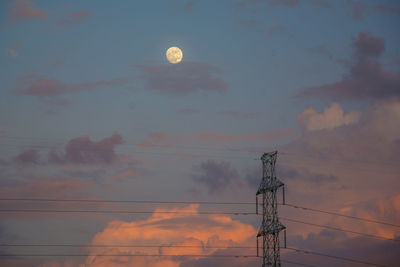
xmin=256 ymin=151 xmax=285 ymax=267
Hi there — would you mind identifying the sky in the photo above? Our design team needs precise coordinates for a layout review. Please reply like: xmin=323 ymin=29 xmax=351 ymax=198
xmin=0 ymin=0 xmax=400 ymax=266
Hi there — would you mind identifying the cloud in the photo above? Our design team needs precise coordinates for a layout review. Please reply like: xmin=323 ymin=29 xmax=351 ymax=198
xmin=373 ymin=4 xmax=400 ymax=16
xmin=336 ymin=194 xmax=400 ymax=241
xmin=297 ymin=102 xmax=360 ymax=132
xmin=276 ymin=98 xmax=400 ymax=213
xmin=8 ymin=44 xmax=20 ymax=56
xmin=15 ymin=72 xmax=129 ymax=97
xmin=0 ymin=176 xmax=96 ymax=199
xmin=287 ymin=229 xmax=400 ymax=266
xmin=348 ymin=1 xmax=400 ymax=20
xmin=245 ymin=164 xmax=337 ymax=190
xmin=138 ymin=128 xmax=296 ymax=148
xmin=9 ymin=0 xmax=48 ymax=23
xmin=354 ymin=31 xmax=385 ymax=58
xmin=348 ymin=0 xmax=368 ymax=20
xmin=299 ymin=32 xmax=400 ymax=100
xmin=135 ymin=62 xmax=228 ymax=95
xmin=83 ymin=205 xmax=256 ymax=267
xmin=49 ymin=133 xmax=123 ymax=164
xmin=289 ymin=100 xmax=400 ymax=164
xmin=184 ymin=1 xmax=195 ymax=12
xmin=12 ymin=149 xmax=40 ymax=165
xmin=192 ymin=160 xmax=240 ymax=194
xmin=110 ymin=169 xmax=138 ymax=181
xmin=56 ymin=10 xmax=91 ymax=27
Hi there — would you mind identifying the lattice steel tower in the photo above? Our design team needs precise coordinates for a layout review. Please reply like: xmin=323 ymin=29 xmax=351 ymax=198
xmin=256 ymin=151 xmax=285 ymax=267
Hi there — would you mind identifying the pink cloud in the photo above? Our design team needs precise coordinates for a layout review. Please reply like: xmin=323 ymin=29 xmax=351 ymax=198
xmin=111 ymin=169 xmax=137 ymax=181
xmin=184 ymin=1 xmax=194 ymax=12
xmin=15 ymin=72 xmax=130 ymax=97
xmin=56 ymin=10 xmax=91 ymax=27
xmin=374 ymin=4 xmax=400 ymax=16
xmin=347 ymin=1 xmax=400 ymax=21
xmin=8 ymin=44 xmax=20 ymax=56
xmin=278 ymin=99 xmax=400 ymax=211
xmin=297 ymin=102 xmax=360 ymax=132
xmin=9 ymin=0 xmax=48 ymax=23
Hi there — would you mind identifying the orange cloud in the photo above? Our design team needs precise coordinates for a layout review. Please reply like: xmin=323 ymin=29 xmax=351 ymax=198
xmin=84 ymin=205 xmax=256 ymax=267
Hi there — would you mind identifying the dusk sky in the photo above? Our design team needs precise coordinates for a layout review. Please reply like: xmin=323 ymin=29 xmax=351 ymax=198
xmin=1 ymin=0 xmax=400 ymax=266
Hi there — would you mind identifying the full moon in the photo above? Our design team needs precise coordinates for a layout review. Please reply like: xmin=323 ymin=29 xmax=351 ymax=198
xmin=166 ymin=46 xmax=183 ymax=64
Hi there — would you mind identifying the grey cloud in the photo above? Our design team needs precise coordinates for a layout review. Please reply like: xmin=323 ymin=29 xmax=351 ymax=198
xmin=299 ymin=32 xmax=400 ymax=100
xmin=13 ymin=149 xmax=40 ymax=165
xmin=191 ymin=160 xmax=240 ymax=194
xmin=49 ymin=133 xmax=123 ymax=164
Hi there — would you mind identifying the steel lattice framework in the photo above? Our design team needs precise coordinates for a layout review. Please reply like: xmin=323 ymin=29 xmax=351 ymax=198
xmin=256 ymin=151 xmax=285 ymax=267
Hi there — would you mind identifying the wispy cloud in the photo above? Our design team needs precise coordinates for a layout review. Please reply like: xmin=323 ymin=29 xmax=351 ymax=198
xmin=15 ymin=71 xmax=130 ymax=97
xmin=9 ymin=0 xmax=48 ymax=23
xmin=8 ymin=44 xmax=20 ymax=56
xmin=137 ymin=128 xmax=296 ymax=148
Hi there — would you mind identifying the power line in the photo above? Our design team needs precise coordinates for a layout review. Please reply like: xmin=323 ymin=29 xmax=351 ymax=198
xmin=0 ymin=253 xmax=258 ymax=258
xmin=1 ymin=198 xmax=398 ymax=228
xmin=280 ymin=151 xmax=399 ymax=169
xmin=281 ymin=259 xmax=316 ymax=267
xmin=2 ymin=209 xmax=396 ymax=241
xmin=0 ymin=209 xmax=257 ymax=216
xmin=0 ymin=135 xmax=397 ymax=167
xmin=284 ymin=247 xmax=386 ymax=267
xmin=281 ymin=203 xmax=400 ymax=228
xmin=281 ymin=217 xmax=399 ymax=242
xmin=0 ymin=244 xmax=315 ymax=266
xmin=0 ymin=244 xmax=254 ymax=249
xmin=3 ymin=140 xmax=397 ymax=174
xmin=0 ymin=248 xmax=382 ymax=266
xmin=0 ymin=143 xmax=256 ymax=161
xmin=0 ymin=198 xmax=254 ymax=205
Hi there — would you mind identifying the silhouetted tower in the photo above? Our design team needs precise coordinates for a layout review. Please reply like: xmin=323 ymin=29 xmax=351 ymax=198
xmin=256 ymin=151 xmax=285 ymax=266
